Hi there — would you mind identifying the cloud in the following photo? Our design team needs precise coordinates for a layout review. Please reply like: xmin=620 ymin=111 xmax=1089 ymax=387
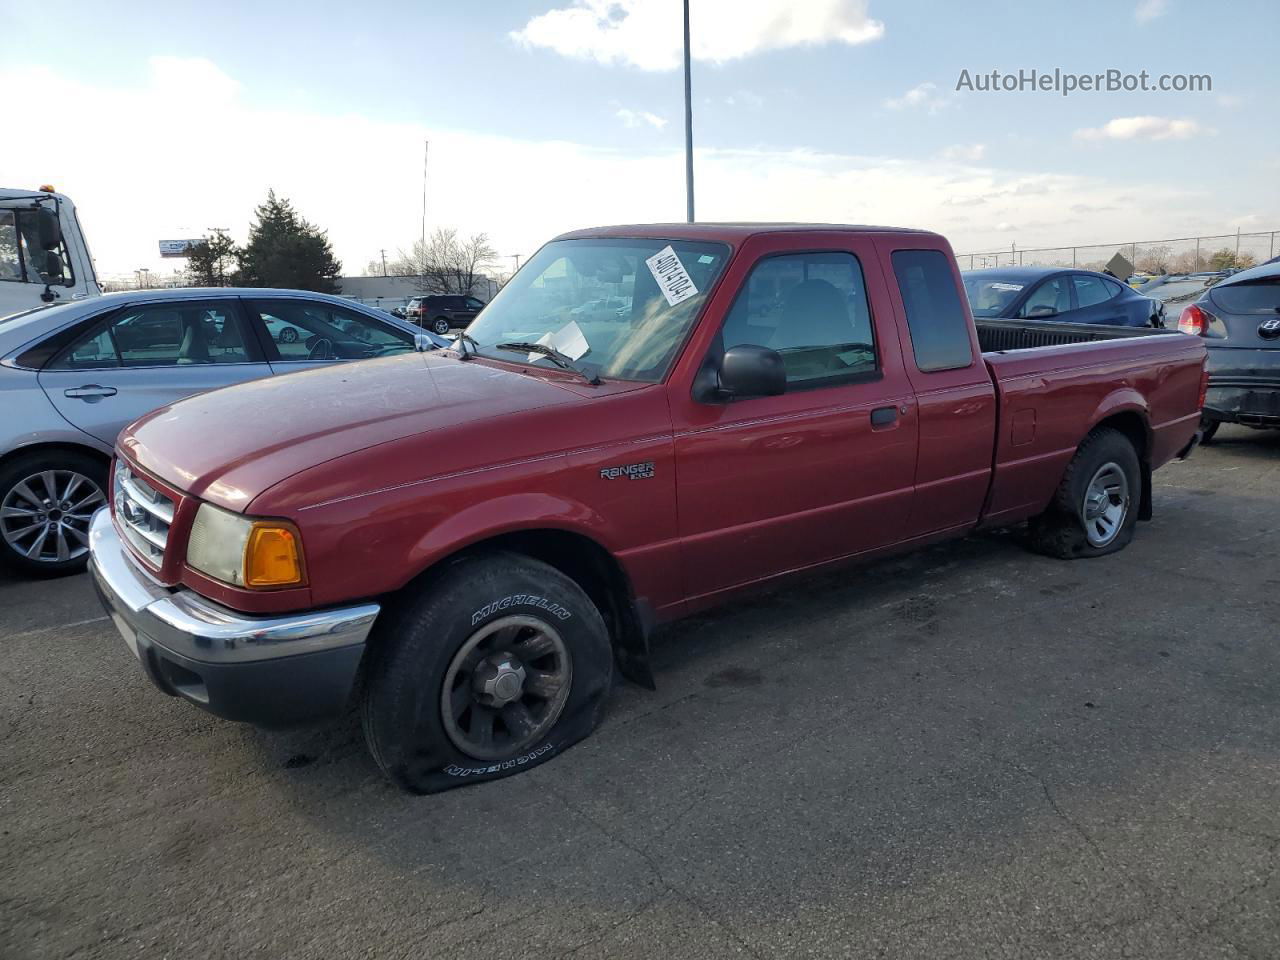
xmin=1134 ymin=0 xmax=1168 ymax=22
xmin=147 ymin=55 xmax=239 ymax=102
xmin=1075 ymin=116 xmax=1207 ymax=141
xmin=616 ymin=107 xmax=668 ymax=130
xmin=941 ymin=143 xmax=986 ymax=162
xmin=5 ymin=58 xmax=1254 ymax=281
xmin=884 ymin=82 xmax=950 ymax=114
xmin=725 ymin=90 xmax=765 ymax=109
xmin=510 ymin=0 xmax=884 ymax=71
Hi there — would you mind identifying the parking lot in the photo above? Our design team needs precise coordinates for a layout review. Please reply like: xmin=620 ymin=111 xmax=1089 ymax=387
xmin=2 ymin=426 xmax=1277 ymax=959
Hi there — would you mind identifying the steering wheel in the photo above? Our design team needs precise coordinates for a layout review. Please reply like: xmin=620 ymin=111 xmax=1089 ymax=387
xmin=305 ymin=336 xmax=335 ymax=361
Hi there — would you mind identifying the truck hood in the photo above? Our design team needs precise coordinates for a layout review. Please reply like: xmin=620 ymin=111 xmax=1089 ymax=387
xmin=121 ymin=353 xmax=591 ymax=510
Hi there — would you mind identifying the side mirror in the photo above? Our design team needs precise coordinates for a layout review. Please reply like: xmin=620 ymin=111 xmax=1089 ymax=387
xmin=703 ymin=344 xmax=786 ymax=402
xmin=1027 ymin=305 xmax=1058 ymax=318
xmin=414 ymin=333 xmax=435 ymax=352
xmin=35 ymin=206 xmax=62 ymax=250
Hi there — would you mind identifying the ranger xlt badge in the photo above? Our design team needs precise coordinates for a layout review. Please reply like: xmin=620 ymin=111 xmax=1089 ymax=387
xmin=600 ymin=461 xmax=655 ymax=481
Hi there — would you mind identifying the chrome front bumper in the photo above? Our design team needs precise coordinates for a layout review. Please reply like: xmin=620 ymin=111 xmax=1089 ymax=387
xmin=88 ymin=507 xmax=380 ymax=726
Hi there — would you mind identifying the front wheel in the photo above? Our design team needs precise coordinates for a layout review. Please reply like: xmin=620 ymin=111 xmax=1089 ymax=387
xmin=279 ymin=326 xmax=299 ymax=344
xmin=361 ymin=552 xmax=614 ymax=793
xmin=431 ymin=317 xmax=451 ymax=335
xmin=1028 ymin=427 xmax=1141 ymax=559
xmin=0 ymin=451 xmax=108 ymax=577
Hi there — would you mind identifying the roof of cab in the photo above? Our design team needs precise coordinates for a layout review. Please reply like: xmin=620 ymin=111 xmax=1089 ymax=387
xmin=555 ymin=223 xmax=943 ymax=244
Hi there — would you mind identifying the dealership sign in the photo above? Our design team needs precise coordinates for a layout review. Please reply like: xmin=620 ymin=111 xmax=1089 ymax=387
xmin=158 ymin=239 xmax=204 ymax=258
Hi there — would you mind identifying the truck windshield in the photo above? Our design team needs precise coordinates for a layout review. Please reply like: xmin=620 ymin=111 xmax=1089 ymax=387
xmin=464 ymin=238 xmax=730 ymax=383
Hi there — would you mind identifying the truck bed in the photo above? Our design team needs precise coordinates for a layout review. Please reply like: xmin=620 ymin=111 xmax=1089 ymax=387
xmin=976 ymin=320 xmax=1205 ymax=529
xmin=976 ymin=317 xmax=1178 ymax=353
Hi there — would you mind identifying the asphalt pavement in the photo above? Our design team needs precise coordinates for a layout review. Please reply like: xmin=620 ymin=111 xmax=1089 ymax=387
xmin=2 ymin=425 xmax=1278 ymax=959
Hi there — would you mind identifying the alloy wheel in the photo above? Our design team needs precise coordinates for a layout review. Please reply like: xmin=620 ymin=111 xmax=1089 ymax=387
xmin=1 ymin=470 xmax=105 ymax=563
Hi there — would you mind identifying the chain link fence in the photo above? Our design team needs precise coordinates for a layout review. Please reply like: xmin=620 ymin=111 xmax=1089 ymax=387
xmin=959 ymin=230 xmax=1279 ymax=274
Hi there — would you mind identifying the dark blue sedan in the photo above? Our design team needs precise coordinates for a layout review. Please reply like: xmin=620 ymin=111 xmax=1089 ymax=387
xmin=962 ymin=267 xmax=1164 ymax=327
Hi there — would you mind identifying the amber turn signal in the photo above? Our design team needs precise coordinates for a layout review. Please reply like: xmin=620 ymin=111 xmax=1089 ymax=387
xmin=244 ymin=523 xmax=306 ymax=588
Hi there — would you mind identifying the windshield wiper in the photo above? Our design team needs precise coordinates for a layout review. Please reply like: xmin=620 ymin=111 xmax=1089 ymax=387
xmin=495 ymin=342 xmax=601 ymax=385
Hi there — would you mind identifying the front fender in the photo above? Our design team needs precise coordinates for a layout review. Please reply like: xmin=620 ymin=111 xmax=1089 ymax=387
xmin=400 ymin=491 xmax=621 ymax=589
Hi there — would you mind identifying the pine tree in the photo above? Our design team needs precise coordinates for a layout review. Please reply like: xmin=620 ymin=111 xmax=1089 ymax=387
xmin=235 ymin=190 xmax=342 ymax=292
xmin=185 ymin=231 xmax=239 ymax=286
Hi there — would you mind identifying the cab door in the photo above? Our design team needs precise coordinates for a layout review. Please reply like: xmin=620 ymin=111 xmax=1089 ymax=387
xmin=669 ymin=235 xmax=919 ymax=604
xmin=879 ymin=239 xmax=997 ymax=537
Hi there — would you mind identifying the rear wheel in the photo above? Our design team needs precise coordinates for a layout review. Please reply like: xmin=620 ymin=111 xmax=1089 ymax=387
xmin=1199 ymin=417 xmax=1221 ymax=444
xmin=361 ymin=552 xmax=614 ymax=793
xmin=0 ymin=450 xmax=107 ymax=577
xmin=1028 ymin=427 xmax=1141 ymax=559
xmin=431 ymin=317 xmax=451 ymax=335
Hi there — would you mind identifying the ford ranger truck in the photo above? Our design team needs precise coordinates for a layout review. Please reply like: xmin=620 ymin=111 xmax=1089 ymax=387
xmin=88 ymin=224 xmax=1206 ymax=793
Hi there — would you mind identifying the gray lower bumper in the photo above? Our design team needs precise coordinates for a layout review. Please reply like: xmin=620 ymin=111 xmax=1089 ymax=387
xmin=88 ymin=508 xmax=380 ymax=726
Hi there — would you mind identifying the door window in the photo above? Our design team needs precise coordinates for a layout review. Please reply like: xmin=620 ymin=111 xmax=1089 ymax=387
xmin=720 ymin=252 xmax=878 ymax=387
xmin=0 ymin=209 xmax=74 ymax=286
xmin=1019 ymin=277 xmax=1072 ymax=317
xmin=1072 ymin=275 xmax=1114 ymax=307
xmin=0 ymin=212 xmax=21 ymax=281
xmin=464 ymin=297 xmax=485 ymax=310
xmin=246 ymin=300 xmax=413 ymax=362
xmin=891 ymin=250 xmax=975 ymax=371
xmin=48 ymin=302 xmax=251 ymax=369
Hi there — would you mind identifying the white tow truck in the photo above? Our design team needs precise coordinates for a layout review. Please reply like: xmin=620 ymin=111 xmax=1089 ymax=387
xmin=0 ymin=186 xmax=100 ymax=317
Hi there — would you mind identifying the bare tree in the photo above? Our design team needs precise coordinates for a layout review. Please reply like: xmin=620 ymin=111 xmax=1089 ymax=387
xmin=389 ymin=228 xmax=497 ymax=296
xmin=1134 ymin=244 xmax=1173 ymax=275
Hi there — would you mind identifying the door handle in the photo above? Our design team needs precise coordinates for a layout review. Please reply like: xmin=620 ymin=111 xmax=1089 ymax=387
xmin=64 ymin=384 xmax=118 ymax=400
xmin=870 ymin=406 xmax=898 ymax=427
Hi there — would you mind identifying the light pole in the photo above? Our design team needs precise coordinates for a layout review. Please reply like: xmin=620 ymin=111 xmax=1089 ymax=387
xmin=509 ymin=253 xmax=522 ymax=274
xmin=427 ymin=140 xmax=437 ymax=257
xmin=682 ymin=0 xmax=695 ymax=223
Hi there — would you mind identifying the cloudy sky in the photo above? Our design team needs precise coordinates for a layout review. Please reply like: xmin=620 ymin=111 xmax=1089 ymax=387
xmin=3 ymin=0 xmax=1276 ymax=280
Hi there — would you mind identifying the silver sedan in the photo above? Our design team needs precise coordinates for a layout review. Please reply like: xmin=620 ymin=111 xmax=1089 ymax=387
xmin=0 ymin=288 xmax=445 ymax=576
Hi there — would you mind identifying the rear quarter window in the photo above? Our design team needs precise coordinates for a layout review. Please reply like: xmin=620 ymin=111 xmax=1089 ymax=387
xmin=891 ymin=249 xmax=974 ymax=372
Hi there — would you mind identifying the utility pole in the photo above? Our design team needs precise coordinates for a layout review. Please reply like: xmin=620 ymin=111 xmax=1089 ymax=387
xmin=421 ymin=140 xmax=430 ymax=258
xmin=380 ymin=249 xmax=388 ymax=277
xmin=509 ymin=253 xmax=521 ymax=274
xmin=682 ymin=0 xmax=695 ymax=222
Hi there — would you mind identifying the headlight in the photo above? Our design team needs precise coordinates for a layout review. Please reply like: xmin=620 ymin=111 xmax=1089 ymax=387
xmin=186 ymin=502 xmax=306 ymax=589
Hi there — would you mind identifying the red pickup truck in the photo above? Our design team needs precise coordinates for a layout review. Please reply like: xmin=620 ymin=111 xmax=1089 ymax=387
xmin=89 ymin=224 xmax=1205 ymax=792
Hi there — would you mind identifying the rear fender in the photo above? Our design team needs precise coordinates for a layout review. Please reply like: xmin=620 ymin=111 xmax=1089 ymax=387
xmin=1088 ymin=390 xmax=1154 ymax=521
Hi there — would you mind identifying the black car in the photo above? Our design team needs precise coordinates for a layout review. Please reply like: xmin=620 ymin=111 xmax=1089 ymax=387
xmin=1176 ymin=261 xmax=1280 ymax=441
xmin=962 ymin=267 xmax=1163 ymax=327
xmin=406 ymin=294 xmax=485 ymax=335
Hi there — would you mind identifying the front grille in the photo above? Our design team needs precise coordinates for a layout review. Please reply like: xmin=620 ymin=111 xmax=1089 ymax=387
xmin=113 ymin=461 xmax=175 ymax=566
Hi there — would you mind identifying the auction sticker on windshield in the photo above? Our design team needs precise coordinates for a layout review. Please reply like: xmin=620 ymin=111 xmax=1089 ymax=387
xmin=646 ymin=246 xmax=698 ymax=307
